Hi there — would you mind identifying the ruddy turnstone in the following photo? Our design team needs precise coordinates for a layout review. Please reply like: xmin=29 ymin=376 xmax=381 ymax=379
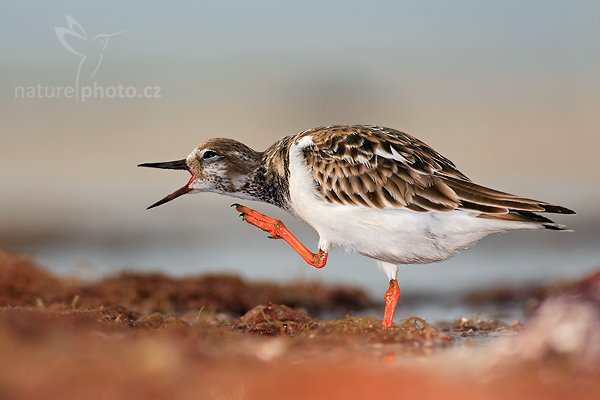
xmin=139 ymin=125 xmax=575 ymax=328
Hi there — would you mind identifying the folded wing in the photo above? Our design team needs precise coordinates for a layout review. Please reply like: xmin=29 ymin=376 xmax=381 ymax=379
xmin=300 ymin=125 xmax=574 ymax=226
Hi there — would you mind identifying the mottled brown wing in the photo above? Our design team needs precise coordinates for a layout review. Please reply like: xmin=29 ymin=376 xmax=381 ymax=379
xmin=301 ymin=125 xmax=462 ymax=211
xmin=301 ymin=125 xmax=573 ymax=216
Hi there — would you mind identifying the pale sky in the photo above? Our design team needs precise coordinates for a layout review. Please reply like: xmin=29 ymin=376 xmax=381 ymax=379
xmin=1 ymin=0 xmax=598 ymax=230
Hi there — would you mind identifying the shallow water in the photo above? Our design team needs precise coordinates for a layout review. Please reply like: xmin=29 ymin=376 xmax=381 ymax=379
xmin=12 ymin=224 xmax=599 ymax=310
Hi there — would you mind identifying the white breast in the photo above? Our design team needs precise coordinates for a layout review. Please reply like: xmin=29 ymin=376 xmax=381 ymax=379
xmin=287 ymin=136 xmax=540 ymax=265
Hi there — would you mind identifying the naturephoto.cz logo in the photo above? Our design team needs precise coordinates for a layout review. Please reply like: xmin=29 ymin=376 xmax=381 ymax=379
xmin=14 ymin=15 xmax=162 ymax=103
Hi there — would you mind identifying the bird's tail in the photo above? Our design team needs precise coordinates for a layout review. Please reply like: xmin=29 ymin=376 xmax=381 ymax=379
xmin=478 ymin=208 xmax=575 ymax=231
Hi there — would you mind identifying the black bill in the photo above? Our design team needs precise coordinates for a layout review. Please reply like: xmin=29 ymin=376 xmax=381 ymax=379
xmin=138 ymin=159 xmax=194 ymax=209
xmin=137 ymin=159 xmax=189 ymax=171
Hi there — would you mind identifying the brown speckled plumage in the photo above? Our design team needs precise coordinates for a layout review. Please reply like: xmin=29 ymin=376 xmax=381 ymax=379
xmin=143 ymin=124 xmax=574 ymax=228
xmin=281 ymin=125 xmax=574 ymax=227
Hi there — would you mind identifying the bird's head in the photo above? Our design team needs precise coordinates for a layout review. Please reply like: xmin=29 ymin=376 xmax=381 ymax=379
xmin=139 ymin=138 xmax=261 ymax=209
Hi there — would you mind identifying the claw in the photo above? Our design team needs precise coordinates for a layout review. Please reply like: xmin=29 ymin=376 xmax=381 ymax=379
xmin=230 ymin=204 xmax=328 ymax=269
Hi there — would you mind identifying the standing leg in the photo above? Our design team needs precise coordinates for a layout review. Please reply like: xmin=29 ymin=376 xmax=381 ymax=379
xmin=377 ymin=261 xmax=400 ymax=328
xmin=383 ymin=279 xmax=400 ymax=328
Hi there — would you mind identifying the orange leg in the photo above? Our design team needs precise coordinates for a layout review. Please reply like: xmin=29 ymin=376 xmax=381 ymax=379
xmin=232 ymin=204 xmax=328 ymax=268
xmin=382 ymin=279 xmax=400 ymax=328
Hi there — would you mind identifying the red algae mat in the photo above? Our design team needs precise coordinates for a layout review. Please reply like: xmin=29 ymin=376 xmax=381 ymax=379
xmin=1 ymin=249 xmax=599 ymax=400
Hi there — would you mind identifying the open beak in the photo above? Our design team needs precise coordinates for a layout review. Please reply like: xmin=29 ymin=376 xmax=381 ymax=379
xmin=138 ymin=159 xmax=195 ymax=209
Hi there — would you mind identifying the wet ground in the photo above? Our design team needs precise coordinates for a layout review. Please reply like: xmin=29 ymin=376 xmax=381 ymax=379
xmin=1 ymin=248 xmax=599 ymax=400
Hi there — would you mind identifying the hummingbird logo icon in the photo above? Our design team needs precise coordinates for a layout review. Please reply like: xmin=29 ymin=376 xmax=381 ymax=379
xmin=54 ymin=15 xmax=129 ymax=102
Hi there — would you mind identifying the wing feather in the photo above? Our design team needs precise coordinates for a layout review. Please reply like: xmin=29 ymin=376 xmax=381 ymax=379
xmin=295 ymin=125 xmax=574 ymax=222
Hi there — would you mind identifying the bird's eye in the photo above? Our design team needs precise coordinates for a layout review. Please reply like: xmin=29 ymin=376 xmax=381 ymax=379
xmin=203 ymin=150 xmax=218 ymax=159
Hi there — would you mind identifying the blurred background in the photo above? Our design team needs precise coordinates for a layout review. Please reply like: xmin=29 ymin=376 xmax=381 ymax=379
xmin=1 ymin=1 xmax=599 ymax=306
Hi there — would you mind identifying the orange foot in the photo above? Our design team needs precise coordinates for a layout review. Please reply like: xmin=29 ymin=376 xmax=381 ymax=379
xmin=232 ymin=203 xmax=328 ymax=268
xmin=382 ymin=279 xmax=400 ymax=328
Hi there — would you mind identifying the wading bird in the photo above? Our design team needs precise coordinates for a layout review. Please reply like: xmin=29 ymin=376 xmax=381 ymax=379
xmin=139 ymin=125 xmax=574 ymax=328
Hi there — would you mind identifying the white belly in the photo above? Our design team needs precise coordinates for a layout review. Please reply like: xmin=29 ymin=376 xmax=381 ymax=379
xmin=291 ymin=201 xmax=507 ymax=264
xmin=287 ymin=137 xmax=537 ymax=265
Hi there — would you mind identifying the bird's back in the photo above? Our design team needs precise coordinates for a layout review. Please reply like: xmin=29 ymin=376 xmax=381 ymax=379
xmin=282 ymin=125 xmax=574 ymax=264
xmin=289 ymin=125 xmax=573 ymax=227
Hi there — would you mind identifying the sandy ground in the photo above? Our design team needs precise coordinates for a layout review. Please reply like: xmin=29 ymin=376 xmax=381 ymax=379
xmin=1 ymin=248 xmax=599 ymax=400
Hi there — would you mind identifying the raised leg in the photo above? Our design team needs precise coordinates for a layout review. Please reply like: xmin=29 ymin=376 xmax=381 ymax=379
xmin=382 ymin=279 xmax=400 ymax=328
xmin=232 ymin=204 xmax=328 ymax=268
